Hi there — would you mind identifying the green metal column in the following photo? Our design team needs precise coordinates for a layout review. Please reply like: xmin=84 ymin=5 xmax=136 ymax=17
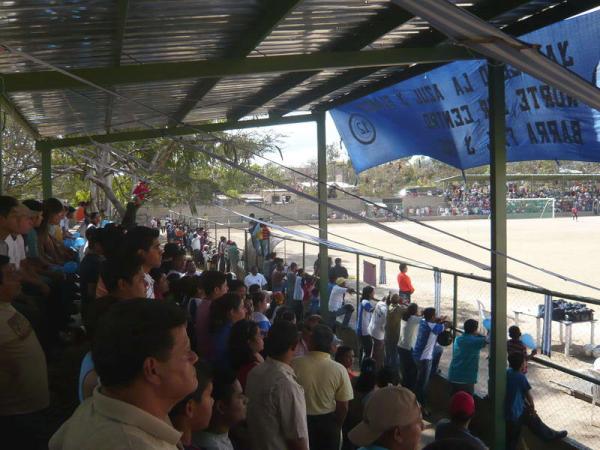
xmin=315 ymin=111 xmax=329 ymax=315
xmin=302 ymin=242 xmax=306 ymax=269
xmin=244 ymin=230 xmax=249 ymax=271
xmin=489 ymin=60 xmax=507 ymax=450
xmin=356 ymin=254 xmax=360 ymax=308
xmin=452 ymin=274 xmax=458 ymax=338
xmin=0 ymin=128 xmax=3 ymax=195
xmin=37 ymin=142 xmax=53 ymax=199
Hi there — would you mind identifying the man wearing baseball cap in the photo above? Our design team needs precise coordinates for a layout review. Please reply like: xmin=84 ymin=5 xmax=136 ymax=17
xmin=327 ymin=277 xmax=355 ymax=329
xmin=434 ymin=391 xmax=487 ymax=449
xmin=348 ymin=386 xmax=423 ymax=450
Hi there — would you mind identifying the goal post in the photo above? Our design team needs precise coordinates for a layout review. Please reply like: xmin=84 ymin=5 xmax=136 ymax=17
xmin=506 ymin=198 xmax=555 ymax=219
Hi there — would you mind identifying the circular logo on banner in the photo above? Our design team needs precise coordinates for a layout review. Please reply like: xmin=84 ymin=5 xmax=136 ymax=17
xmin=349 ymin=113 xmax=376 ymax=145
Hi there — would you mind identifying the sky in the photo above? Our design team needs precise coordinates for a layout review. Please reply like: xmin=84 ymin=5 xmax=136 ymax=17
xmin=246 ymin=112 xmax=345 ymax=168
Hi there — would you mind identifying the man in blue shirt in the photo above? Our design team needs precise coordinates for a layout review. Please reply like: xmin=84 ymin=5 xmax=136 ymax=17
xmin=448 ymin=319 xmax=487 ymax=394
xmin=505 ymin=352 xmax=567 ymax=450
xmin=412 ymin=307 xmax=447 ymax=414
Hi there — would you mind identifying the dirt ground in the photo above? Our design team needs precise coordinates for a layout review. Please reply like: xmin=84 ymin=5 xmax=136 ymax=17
xmin=229 ymin=215 xmax=600 ymax=339
xmin=228 ymin=215 xmax=600 ymax=449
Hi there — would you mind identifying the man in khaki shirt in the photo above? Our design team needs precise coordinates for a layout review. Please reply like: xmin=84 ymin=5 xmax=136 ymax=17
xmin=246 ymin=321 xmax=309 ymax=450
xmin=0 ymin=255 xmax=50 ymax=450
xmin=50 ymin=300 xmax=199 ymax=450
xmin=291 ymin=324 xmax=353 ymax=450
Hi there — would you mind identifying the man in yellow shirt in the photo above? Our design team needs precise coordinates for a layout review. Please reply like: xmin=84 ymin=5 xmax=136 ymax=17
xmin=291 ymin=324 xmax=353 ymax=450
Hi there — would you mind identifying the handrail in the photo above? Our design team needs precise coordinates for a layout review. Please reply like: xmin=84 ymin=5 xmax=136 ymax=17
xmin=169 ymin=210 xmax=600 ymax=307
xmin=274 ymin=234 xmax=600 ymax=308
xmin=531 ymin=356 xmax=600 ymax=386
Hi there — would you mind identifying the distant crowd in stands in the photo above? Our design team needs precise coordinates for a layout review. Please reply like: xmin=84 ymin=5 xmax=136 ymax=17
xmin=441 ymin=181 xmax=600 ymax=216
xmin=0 ymin=196 xmax=569 ymax=450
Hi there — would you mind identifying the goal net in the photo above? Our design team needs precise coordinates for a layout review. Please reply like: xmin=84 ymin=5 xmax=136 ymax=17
xmin=506 ymin=198 xmax=555 ymax=219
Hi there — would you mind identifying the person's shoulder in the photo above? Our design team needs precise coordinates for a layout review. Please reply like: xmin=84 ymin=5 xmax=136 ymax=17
xmin=0 ymin=307 xmax=33 ymax=343
xmin=290 ymin=356 xmax=302 ymax=368
xmin=329 ymin=358 xmax=351 ymax=376
xmin=436 ymin=418 xmax=451 ymax=428
xmin=507 ymin=368 xmax=527 ymax=381
xmin=51 ymin=404 xmax=142 ymax=450
xmin=466 ymin=433 xmax=488 ymax=449
xmin=434 ymin=418 xmax=452 ymax=438
xmin=291 ymin=354 xmax=314 ymax=370
xmin=408 ymin=315 xmax=421 ymax=324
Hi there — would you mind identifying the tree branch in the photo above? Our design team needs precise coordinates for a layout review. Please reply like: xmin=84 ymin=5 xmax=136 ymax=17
xmin=85 ymin=174 xmax=126 ymax=218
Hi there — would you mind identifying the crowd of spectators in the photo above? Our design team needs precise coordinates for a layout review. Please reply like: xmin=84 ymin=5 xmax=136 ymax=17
xmin=0 ymin=196 xmax=570 ymax=450
xmin=440 ymin=181 xmax=600 ymax=216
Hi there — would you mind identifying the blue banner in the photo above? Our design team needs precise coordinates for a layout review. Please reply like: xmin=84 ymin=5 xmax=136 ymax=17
xmin=331 ymin=10 xmax=600 ymax=172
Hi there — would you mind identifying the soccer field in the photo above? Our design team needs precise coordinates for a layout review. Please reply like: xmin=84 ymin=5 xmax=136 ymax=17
xmin=230 ymin=214 xmax=600 ymax=346
xmin=259 ymin=215 xmax=600 ymax=298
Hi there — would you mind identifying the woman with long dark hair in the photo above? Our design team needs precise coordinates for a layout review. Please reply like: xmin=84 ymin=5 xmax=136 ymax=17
xmin=208 ymin=293 xmax=246 ymax=365
xmin=398 ymin=302 xmax=421 ymax=392
xmin=228 ymin=319 xmax=264 ymax=391
xmin=357 ymin=286 xmax=375 ymax=364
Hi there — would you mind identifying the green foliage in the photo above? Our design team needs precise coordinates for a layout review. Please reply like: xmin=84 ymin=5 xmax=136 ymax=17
xmin=74 ymin=190 xmax=91 ymax=203
xmin=0 ymin=116 xmax=283 ymax=212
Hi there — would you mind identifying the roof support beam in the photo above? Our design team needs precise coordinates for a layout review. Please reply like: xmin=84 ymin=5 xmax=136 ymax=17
xmin=104 ymin=0 xmax=130 ymax=133
xmin=0 ymin=94 xmax=39 ymax=138
xmin=1 ymin=47 xmax=473 ymax=93
xmin=168 ymin=0 xmax=303 ymax=126
xmin=36 ymin=113 xmax=316 ymax=149
xmin=226 ymin=4 xmax=415 ymax=121
xmin=277 ymin=0 xmax=532 ymax=114
xmin=313 ymin=0 xmax=597 ymax=111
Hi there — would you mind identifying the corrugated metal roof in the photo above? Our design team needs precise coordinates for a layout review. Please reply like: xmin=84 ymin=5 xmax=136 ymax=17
xmin=0 ymin=0 xmax=580 ymax=139
xmin=272 ymin=0 xmax=563 ymax=112
xmin=122 ymin=1 xmax=262 ymax=63
xmin=254 ymin=0 xmax=389 ymax=56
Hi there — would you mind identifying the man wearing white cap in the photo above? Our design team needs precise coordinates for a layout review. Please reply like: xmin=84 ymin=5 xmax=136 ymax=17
xmin=328 ymin=277 xmax=355 ymax=329
xmin=349 ymin=386 xmax=423 ymax=450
